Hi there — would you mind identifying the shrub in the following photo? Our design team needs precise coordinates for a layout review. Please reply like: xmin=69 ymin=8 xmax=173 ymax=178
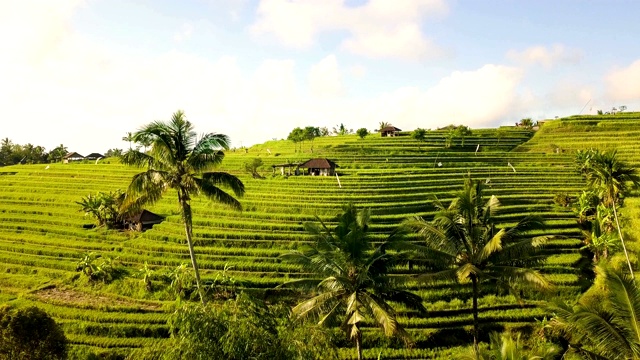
xmin=0 ymin=305 xmax=67 ymax=360
xmin=553 ymin=193 xmax=572 ymax=207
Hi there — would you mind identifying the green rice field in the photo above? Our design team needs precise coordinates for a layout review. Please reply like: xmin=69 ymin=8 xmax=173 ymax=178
xmin=1 ymin=114 xmax=639 ymax=358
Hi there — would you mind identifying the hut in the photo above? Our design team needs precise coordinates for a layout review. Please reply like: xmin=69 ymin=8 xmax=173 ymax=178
xmin=299 ymin=158 xmax=338 ymax=176
xmin=85 ymin=153 xmax=104 ymax=160
xmin=380 ymin=126 xmax=401 ymax=137
xmin=63 ymin=152 xmax=85 ymax=163
xmin=126 ymin=209 xmax=164 ymax=231
xmin=271 ymin=162 xmax=302 ymax=176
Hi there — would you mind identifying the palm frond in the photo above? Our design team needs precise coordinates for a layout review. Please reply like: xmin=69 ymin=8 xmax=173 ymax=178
xmin=359 ymin=292 xmax=398 ymax=337
xmin=488 ymin=266 xmax=551 ymax=290
xmin=477 ymin=228 xmax=505 ymax=262
xmin=600 ymin=266 xmax=640 ymax=354
xmin=292 ymin=290 xmax=344 ymax=320
xmin=123 ymin=170 xmax=169 ymax=207
xmin=187 ymin=133 xmax=229 ymax=171
xmin=415 ymin=268 xmax=460 ymax=284
xmin=193 ymin=177 xmax=242 ymax=210
xmin=120 ymin=149 xmax=156 ymax=168
xmin=200 ymin=172 xmax=245 ymax=197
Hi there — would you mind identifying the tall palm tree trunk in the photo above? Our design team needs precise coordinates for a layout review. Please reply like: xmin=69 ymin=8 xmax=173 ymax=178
xmin=613 ymin=203 xmax=634 ymax=279
xmin=472 ymin=276 xmax=479 ymax=353
xmin=355 ymin=332 xmax=363 ymax=360
xmin=179 ymin=192 xmax=207 ymax=305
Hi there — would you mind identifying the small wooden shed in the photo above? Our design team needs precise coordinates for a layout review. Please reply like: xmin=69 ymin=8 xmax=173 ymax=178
xmin=126 ymin=210 xmax=164 ymax=231
xmin=299 ymin=158 xmax=338 ymax=176
xmin=63 ymin=152 xmax=85 ymax=163
xmin=380 ymin=126 xmax=401 ymax=137
xmin=85 ymin=153 xmax=104 ymax=160
xmin=272 ymin=162 xmax=302 ymax=176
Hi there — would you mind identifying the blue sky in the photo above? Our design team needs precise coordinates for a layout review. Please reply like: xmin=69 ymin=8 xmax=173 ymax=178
xmin=1 ymin=0 xmax=639 ymax=153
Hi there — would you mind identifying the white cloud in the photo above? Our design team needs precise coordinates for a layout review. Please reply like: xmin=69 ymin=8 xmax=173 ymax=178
xmin=172 ymin=23 xmax=194 ymax=42
xmin=348 ymin=64 xmax=367 ymax=78
xmin=250 ymin=0 xmax=448 ymax=61
xmin=506 ymin=44 xmax=583 ymax=68
xmin=406 ymin=64 xmax=524 ymax=128
xmin=308 ymin=55 xmax=343 ymax=97
xmin=605 ymin=59 xmax=640 ymax=101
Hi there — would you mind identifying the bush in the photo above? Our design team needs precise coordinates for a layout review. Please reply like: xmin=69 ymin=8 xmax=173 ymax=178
xmin=553 ymin=193 xmax=573 ymax=207
xmin=0 ymin=305 xmax=67 ymax=360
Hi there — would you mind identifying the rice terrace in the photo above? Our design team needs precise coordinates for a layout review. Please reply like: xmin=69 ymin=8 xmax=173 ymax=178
xmin=1 ymin=112 xmax=640 ymax=359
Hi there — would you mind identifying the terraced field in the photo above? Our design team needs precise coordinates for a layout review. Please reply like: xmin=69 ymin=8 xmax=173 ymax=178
xmin=0 ymin=116 xmax=638 ymax=358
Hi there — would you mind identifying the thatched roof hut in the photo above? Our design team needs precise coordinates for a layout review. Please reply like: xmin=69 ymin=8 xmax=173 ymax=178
xmin=380 ymin=126 xmax=402 ymax=137
xmin=126 ymin=210 xmax=164 ymax=231
xmin=299 ymin=158 xmax=338 ymax=176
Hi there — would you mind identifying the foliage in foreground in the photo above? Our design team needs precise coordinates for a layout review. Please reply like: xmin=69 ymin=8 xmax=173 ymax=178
xmin=461 ymin=331 xmax=559 ymax=360
xmin=281 ymin=204 xmax=426 ymax=360
xmin=549 ymin=265 xmax=640 ymax=359
xmin=0 ymin=305 xmax=67 ymax=360
xmin=153 ymin=293 xmax=336 ymax=360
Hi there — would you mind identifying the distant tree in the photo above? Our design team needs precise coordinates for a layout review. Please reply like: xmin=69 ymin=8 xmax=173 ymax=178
xmin=319 ymin=127 xmax=330 ymax=137
xmin=378 ymin=121 xmax=391 ymax=131
xmin=287 ymin=127 xmax=305 ymax=152
xmin=243 ymin=158 xmax=264 ymax=179
xmin=518 ymin=118 xmax=534 ymax=129
xmin=332 ymin=123 xmax=352 ymax=136
xmin=281 ymin=205 xmax=426 ymax=360
xmin=122 ymin=132 xmax=134 ymax=149
xmin=454 ymin=125 xmax=472 ymax=147
xmin=0 ymin=138 xmax=13 ymax=165
xmin=47 ymin=144 xmax=67 ymax=163
xmin=304 ymin=126 xmax=321 ymax=152
xmin=105 ymin=148 xmax=123 ymax=158
xmin=120 ymin=110 xmax=245 ymax=305
xmin=444 ymin=128 xmax=456 ymax=148
xmin=0 ymin=305 xmax=67 ymax=360
xmin=356 ymin=127 xmax=369 ymax=139
xmin=619 ymin=105 xmax=627 ymax=112
xmin=411 ymin=128 xmax=427 ymax=149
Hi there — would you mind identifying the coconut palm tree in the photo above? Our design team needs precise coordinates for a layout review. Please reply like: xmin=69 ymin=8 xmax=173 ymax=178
xmin=280 ymin=204 xmax=426 ymax=360
xmin=122 ymin=132 xmax=134 ymax=150
xmin=586 ymin=150 xmax=640 ymax=277
xmin=549 ymin=265 xmax=640 ymax=359
xmin=404 ymin=177 xmax=551 ymax=350
xmin=461 ymin=331 xmax=559 ymax=360
xmin=120 ymin=110 xmax=244 ymax=305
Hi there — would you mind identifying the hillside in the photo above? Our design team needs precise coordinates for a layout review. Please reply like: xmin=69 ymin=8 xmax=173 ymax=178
xmin=1 ymin=118 xmax=638 ymax=358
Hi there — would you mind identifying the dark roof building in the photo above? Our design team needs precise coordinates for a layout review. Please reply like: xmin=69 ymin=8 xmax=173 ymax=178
xmin=299 ymin=158 xmax=338 ymax=176
xmin=85 ymin=153 xmax=104 ymax=160
xmin=380 ymin=126 xmax=402 ymax=137
xmin=126 ymin=210 xmax=164 ymax=231
xmin=63 ymin=152 xmax=84 ymax=163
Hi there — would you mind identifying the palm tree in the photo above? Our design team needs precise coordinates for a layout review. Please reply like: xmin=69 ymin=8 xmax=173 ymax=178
xmin=586 ymin=150 xmax=640 ymax=277
xmin=280 ymin=205 xmax=426 ymax=360
xmin=461 ymin=331 xmax=559 ymax=360
xmin=120 ymin=110 xmax=245 ymax=305
xmin=379 ymin=121 xmax=391 ymax=131
xmin=549 ymin=265 xmax=640 ymax=359
xmin=404 ymin=177 xmax=551 ymax=350
xmin=122 ymin=132 xmax=134 ymax=150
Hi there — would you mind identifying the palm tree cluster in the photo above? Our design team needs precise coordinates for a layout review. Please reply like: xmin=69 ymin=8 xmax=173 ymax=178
xmin=549 ymin=265 xmax=640 ymax=359
xmin=281 ymin=178 xmax=552 ymax=359
xmin=573 ymin=149 xmax=640 ymax=275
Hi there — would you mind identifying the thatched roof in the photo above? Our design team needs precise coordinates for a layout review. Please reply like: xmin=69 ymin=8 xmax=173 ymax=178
xmin=380 ymin=126 xmax=401 ymax=132
xmin=299 ymin=158 xmax=338 ymax=169
xmin=64 ymin=152 xmax=84 ymax=159
xmin=85 ymin=153 xmax=104 ymax=160
xmin=126 ymin=209 xmax=164 ymax=224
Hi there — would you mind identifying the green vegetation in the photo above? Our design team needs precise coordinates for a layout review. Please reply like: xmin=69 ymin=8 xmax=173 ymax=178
xmin=120 ymin=110 xmax=245 ymax=305
xmin=0 ymin=113 xmax=639 ymax=358
xmin=0 ymin=305 xmax=67 ymax=360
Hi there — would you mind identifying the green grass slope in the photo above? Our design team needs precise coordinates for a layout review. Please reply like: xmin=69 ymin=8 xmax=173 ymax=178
xmin=0 ymin=125 xmax=608 ymax=358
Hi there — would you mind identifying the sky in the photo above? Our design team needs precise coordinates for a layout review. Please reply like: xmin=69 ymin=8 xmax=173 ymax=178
xmin=1 ymin=0 xmax=640 ymax=154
